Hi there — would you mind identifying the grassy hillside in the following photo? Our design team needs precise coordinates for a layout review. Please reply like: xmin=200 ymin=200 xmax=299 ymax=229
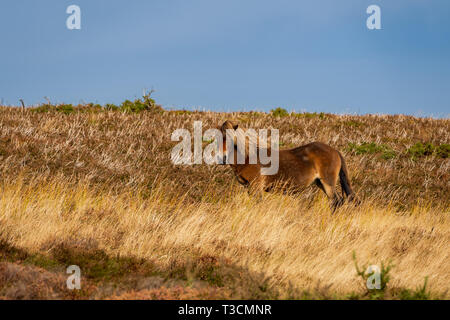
xmin=0 ymin=102 xmax=449 ymax=299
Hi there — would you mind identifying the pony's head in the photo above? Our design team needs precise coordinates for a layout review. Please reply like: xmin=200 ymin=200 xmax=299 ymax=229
xmin=218 ymin=120 xmax=261 ymax=165
xmin=216 ymin=121 xmax=237 ymax=164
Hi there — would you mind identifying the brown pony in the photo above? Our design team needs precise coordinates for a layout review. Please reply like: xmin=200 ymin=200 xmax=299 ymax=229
xmin=218 ymin=120 xmax=357 ymax=210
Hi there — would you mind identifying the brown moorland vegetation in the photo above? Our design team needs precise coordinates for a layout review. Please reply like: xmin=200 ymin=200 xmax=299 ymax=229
xmin=0 ymin=102 xmax=448 ymax=299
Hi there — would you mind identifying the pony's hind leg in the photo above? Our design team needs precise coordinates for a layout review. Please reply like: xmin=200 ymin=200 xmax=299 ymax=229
xmin=314 ymin=178 xmax=325 ymax=193
xmin=308 ymin=178 xmax=325 ymax=208
xmin=316 ymin=179 xmax=344 ymax=212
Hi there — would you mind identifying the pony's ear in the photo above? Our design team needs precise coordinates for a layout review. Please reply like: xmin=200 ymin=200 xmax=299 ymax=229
xmin=221 ymin=120 xmax=235 ymax=133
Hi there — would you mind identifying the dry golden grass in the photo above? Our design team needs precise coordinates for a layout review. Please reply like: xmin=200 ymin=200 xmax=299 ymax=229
xmin=0 ymin=106 xmax=448 ymax=299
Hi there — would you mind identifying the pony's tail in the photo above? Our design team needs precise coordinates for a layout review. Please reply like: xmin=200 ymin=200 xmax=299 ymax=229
xmin=338 ymin=152 xmax=359 ymax=204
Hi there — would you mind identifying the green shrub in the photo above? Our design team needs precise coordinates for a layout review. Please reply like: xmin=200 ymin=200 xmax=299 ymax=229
xmin=348 ymin=142 xmax=396 ymax=160
xmin=381 ymin=149 xmax=397 ymax=160
xmin=119 ymin=91 xmax=164 ymax=113
xmin=31 ymin=104 xmax=54 ymax=113
xmin=407 ymin=142 xmax=435 ymax=158
xmin=271 ymin=108 xmax=289 ymax=117
xmin=293 ymin=112 xmax=326 ymax=119
xmin=120 ymin=99 xmax=145 ymax=113
xmin=407 ymin=142 xmax=449 ymax=159
xmin=31 ymin=104 xmax=74 ymax=114
xmin=343 ymin=120 xmax=364 ymax=127
xmin=29 ymin=92 xmax=164 ymax=114
xmin=171 ymin=110 xmax=193 ymax=115
xmin=435 ymin=144 xmax=450 ymax=158
xmin=105 ymin=103 xmax=119 ymax=111
xmin=56 ymin=104 xmax=74 ymax=114
xmin=349 ymin=142 xmax=382 ymax=155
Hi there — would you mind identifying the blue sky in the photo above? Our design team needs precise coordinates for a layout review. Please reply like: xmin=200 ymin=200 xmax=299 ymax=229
xmin=0 ymin=0 xmax=449 ymax=116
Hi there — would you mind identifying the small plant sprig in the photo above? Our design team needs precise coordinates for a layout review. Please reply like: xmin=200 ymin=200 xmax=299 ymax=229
xmin=352 ymin=252 xmax=433 ymax=300
xmin=352 ymin=251 xmax=393 ymax=299
xmin=397 ymin=277 xmax=431 ymax=300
